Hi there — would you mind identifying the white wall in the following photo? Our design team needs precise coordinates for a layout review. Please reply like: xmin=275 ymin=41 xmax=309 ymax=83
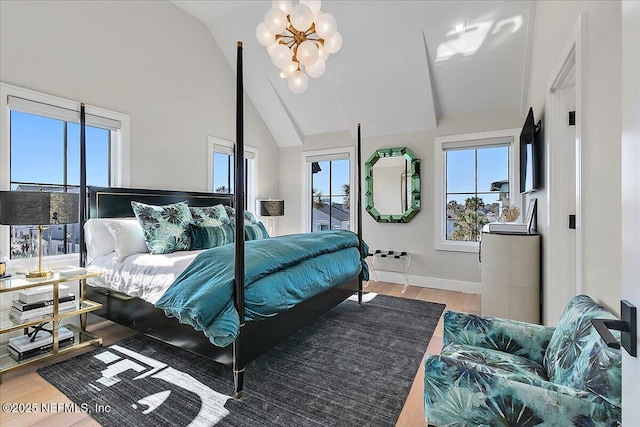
xmin=280 ymin=107 xmax=522 ymax=288
xmin=526 ymin=0 xmax=622 ymax=317
xmin=0 ymin=0 xmax=279 ymax=198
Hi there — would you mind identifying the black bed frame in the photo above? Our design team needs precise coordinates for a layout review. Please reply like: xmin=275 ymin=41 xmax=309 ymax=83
xmin=79 ymin=42 xmax=364 ymax=398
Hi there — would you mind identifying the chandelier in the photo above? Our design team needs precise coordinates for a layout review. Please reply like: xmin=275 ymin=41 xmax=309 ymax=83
xmin=256 ymin=1 xmax=342 ymax=94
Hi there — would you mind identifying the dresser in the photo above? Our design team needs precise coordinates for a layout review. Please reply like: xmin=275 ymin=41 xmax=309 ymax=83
xmin=480 ymin=232 xmax=541 ymax=324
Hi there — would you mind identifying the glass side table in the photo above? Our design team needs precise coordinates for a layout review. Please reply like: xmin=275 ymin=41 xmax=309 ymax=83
xmin=366 ymin=250 xmax=412 ymax=293
xmin=0 ymin=271 xmax=103 ymax=383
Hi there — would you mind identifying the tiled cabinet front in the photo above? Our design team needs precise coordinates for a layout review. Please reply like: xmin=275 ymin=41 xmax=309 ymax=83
xmin=480 ymin=232 xmax=540 ymax=323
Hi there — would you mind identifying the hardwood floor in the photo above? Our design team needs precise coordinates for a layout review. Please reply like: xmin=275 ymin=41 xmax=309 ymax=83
xmin=0 ymin=282 xmax=480 ymax=427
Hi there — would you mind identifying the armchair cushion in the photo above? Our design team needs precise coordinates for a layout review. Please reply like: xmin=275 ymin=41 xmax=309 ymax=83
xmin=441 ymin=343 xmax=547 ymax=381
xmin=443 ymin=310 xmax=555 ymax=365
xmin=425 ymin=355 xmax=621 ymax=426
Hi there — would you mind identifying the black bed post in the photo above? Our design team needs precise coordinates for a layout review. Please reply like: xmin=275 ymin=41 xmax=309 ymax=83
xmin=79 ymin=103 xmax=87 ymax=268
xmin=357 ymin=123 xmax=363 ymax=304
xmin=233 ymin=40 xmax=246 ymax=399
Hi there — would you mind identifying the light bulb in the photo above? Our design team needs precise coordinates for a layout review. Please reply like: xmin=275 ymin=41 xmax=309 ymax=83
xmin=306 ymin=58 xmax=326 ymax=78
xmin=315 ymin=12 xmax=337 ymax=39
xmin=289 ymin=4 xmax=314 ymax=32
xmin=281 ymin=61 xmax=299 ymax=78
xmin=264 ymin=7 xmax=288 ymax=34
xmin=318 ymin=44 xmax=330 ymax=61
xmin=299 ymin=0 xmax=322 ymax=18
xmin=267 ymin=40 xmax=279 ymax=55
xmin=256 ymin=22 xmax=275 ymax=47
xmin=324 ymin=31 xmax=342 ymax=54
xmin=270 ymin=43 xmax=292 ymax=68
xmin=288 ymin=70 xmax=309 ymax=94
xmin=296 ymin=40 xmax=319 ymax=66
xmin=271 ymin=0 xmax=292 ymax=14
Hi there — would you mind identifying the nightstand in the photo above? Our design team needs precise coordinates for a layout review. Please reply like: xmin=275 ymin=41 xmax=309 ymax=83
xmin=0 ymin=271 xmax=103 ymax=382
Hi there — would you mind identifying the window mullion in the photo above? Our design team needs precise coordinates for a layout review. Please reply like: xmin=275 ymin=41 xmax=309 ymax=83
xmin=63 ymin=121 xmax=68 ymax=254
xmin=329 ymin=161 xmax=333 ymax=230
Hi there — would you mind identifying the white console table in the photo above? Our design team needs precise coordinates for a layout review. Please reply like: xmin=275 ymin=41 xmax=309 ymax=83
xmin=366 ymin=250 xmax=412 ymax=293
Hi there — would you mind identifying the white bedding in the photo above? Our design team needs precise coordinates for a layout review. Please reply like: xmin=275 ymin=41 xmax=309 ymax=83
xmin=87 ymin=250 xmax=204 ymax=304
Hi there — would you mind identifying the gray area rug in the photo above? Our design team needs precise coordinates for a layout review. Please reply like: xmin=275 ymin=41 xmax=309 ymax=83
xmin=38 ymin=295 xmax=445 ymax=426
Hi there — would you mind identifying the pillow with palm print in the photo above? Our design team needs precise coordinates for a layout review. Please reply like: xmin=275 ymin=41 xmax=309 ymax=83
xmin=131 ymin=201 xmax=193 ymax=254
xmin=190 ymin=205 xmax=230 ymax=227
xmin=224 ymin=206 xmax=258 ymax=225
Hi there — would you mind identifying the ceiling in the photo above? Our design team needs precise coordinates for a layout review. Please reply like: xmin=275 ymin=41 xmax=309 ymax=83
xmin=171 ymin=1 xmax=534 ymax=147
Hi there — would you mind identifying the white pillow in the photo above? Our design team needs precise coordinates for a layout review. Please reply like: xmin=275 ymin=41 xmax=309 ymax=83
xmin=106 ymin=219 xmax=148 ymax=260
xmin=84 ymin=218 xmax=117 ymax=262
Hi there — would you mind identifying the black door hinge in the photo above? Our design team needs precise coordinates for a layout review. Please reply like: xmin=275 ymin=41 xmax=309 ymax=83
xmin=569 ymin=214 xmax=576 ymax=229
xmin=569 ymin=111 xmax=576 ymax=126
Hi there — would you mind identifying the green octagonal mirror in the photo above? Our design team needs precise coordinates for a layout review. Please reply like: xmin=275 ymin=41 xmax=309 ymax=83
xmin=365 ymin=147 xmax=421 ymax=223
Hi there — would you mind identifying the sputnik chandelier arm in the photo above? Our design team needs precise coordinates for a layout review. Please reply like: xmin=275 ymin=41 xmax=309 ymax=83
xmin=256 ymin=1 xmax=342 ymax=94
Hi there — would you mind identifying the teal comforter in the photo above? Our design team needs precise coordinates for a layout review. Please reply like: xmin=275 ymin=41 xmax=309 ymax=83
xmin=155 ymin=231 xmax=367 ymax=347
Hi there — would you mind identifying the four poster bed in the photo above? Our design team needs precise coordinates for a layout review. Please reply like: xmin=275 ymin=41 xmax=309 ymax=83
xmin=79 ymin=42 xmax=365 ymax=397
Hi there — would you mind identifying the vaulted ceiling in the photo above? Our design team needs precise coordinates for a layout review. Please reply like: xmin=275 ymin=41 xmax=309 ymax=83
xmin=172 ymin=1 xmax=534 ymax=147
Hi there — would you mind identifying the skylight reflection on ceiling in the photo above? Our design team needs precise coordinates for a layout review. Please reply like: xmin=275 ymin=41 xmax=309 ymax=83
xmin=436 ymin=15 xmax=523 ymax=63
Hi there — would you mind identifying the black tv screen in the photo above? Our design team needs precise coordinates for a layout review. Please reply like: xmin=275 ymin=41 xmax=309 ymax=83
xmin=520 ymin=108 xmax=542 ymax=193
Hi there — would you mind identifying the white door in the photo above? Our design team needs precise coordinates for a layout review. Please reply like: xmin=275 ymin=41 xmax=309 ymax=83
xmin=549 ymin=84 xmax=577 ymax=312
xmin=621 ymin=1 xmax=640 ymax=423
xmin=545 ymin=18 xmax=583 ymax=325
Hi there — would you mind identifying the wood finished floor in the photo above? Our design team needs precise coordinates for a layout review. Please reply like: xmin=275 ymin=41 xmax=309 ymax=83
xmin=0 ymin=282 xmax=480 ymax=427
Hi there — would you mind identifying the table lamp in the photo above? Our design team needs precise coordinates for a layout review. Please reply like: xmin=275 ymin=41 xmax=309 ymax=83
xmin=0 ymin=191 xmax=79 ymax=278
xmin=256 ymin=199 xmax=285 ymax=236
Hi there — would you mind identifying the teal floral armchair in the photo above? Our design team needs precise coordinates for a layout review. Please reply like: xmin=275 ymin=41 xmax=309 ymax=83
xmin=424 ymin=295 xmax=621 ymax=426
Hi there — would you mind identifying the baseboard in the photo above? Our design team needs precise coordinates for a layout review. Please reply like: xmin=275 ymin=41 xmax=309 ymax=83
xmin=370 ymin=271 xmax=481 ymax=295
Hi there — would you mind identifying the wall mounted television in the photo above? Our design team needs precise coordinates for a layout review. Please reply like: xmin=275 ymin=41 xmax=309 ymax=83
xmin=520 ymin=107 xmax=543 ymax=194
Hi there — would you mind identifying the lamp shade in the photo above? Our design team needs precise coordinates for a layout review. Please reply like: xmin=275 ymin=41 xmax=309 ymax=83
xmin=257 ymin=199 xmax=285 ymax=217
xmin=0 ymin=191 xmax=79 ymax=225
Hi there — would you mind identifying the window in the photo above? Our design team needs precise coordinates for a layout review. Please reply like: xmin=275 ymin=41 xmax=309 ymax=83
xmin=434 ymin=129 xmax=520 ymax=252
xmin=302 ymin=148 xmax=354 ymax=233
xmin=1 ymin=83 xmax=130 ymax=262
xmin=208 ymin=136 xmax=257 ymax=212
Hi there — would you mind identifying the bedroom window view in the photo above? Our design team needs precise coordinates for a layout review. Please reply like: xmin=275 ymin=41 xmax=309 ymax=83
xmin=310 ymin=159 xmax=350 ymax=232
xmin=445 ymin=145 xmax=509 ymax=241
xmin=212 ymin=152 xmax=249 ymax=208
xmin=9 ymin=110 xmax=110 ymax=259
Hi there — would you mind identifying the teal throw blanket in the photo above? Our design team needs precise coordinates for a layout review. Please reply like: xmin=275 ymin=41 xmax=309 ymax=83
xmin=155 ymin=231 xmax=367 ymax=347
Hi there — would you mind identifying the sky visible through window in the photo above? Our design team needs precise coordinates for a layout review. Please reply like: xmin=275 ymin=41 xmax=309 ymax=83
xmin=312 ymin=159 xmax=349 ymax=197
xmin=10 ymin=111 xmax=110 ymax=187
xmin=446 ymin=146 xmax=509 ymax=205
xmin=213 ymin=152 xmax=234 ymax=193
xmin=9 ymin=110 xmax=110 ymax=258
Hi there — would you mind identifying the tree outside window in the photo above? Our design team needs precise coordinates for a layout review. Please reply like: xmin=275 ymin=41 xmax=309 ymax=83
xmin=445 ymin=146 xmax=509 ymax=242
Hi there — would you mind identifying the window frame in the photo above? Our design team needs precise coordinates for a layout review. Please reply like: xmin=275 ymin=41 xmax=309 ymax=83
xmin=301 ymin=147 xmax=355 ymax=233
xmin=434 ymin=128 xmax=521 ymax=252
xmin=0 ymin=83 xmax=130 ymax=267
xmin=207 ymin=136 xmax=258 ymax=213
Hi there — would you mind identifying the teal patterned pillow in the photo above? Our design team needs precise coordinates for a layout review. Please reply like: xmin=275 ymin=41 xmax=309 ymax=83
xmin=131 ymin=201 xmax=193 ymax=254
xmin=190 ymin=205 xmax=230 ymax=227
xmin=189 ymin=223 xmax=235 ymax=250
xmin=245 ymin=221 xmax=269 ymax=240
xmin=244 ymin=210 xmax=258 ymax=224
xmin=225 ymin=207 xmax=258 ymax=225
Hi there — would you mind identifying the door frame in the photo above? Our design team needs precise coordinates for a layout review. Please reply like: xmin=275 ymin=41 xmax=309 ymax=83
xmin=544 ymin=13 xmax=586 ymax=324
xmin=621 ymin=0 xmax=640 ymax=421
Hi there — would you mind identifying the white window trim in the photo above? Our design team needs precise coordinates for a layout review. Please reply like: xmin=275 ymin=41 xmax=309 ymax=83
xmin=0 ymin=83 xmax=130 ymax=268
xmin=434 ymin=128 xmax=521 ymax=252
xmin=301 ymin=146 xmax=355 ymax=233
xmin=207 ymin=136 xmax=258 ymax=213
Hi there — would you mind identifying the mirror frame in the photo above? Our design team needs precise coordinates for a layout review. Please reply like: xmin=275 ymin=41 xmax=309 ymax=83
xmin=365 ymin=147 xmax=421 ymax=223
